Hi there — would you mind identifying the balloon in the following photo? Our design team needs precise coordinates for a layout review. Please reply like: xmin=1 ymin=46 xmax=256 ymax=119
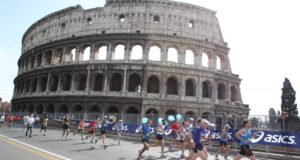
xmin=158 ymin=118 xmax=163 ymax=124
xmin=142 ymin=117 xmax=148 ymax=124
xmin=176 ymin=114 xmax=182 ymax=120
xmin=168 ymin=115 xmax=175 ymax=122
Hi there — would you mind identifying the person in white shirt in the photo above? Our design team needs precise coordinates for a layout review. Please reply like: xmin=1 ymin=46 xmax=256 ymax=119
xmin=23 ymin=114 xmax=29 ymax=132
xmin=26 ymin=114 xmax=35 ymax=138
xmin=0 ymin=113 xmax=5 ymax=128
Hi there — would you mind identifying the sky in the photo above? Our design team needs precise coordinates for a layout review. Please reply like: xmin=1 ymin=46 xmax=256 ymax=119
xmin=0 ymin=0 xmax=299 ymax=116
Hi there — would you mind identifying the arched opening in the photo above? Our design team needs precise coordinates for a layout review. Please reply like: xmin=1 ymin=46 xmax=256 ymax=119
xmin=217 ymin=83 xmax=226 ymax=100
xmin=97 ymin=46 xmax=107 ymax=60
xmin=83 ymin=46 xmax=91 ymax=61
xmin=45 ymin=51 xmax=52 ymax=65
xmin=93 ymin=74 xmax=104 ymax=91
xmin=130 ymin=45 xmax=143 ymax=60
xmin=202 ymin=52 xmax=209 ymax=67
xmin=217 ymin=54 xmax=225 ymax=70
xmin=25 ymin=80 xmax=30 ymax=93
xmin=167 ymin=77 xmax=178 ymax=95
xmin=202 ymin=112 xmax=212 ymax=122
xmin=189 ymin=20 xmax=194 ymax=28
xmin=65 ymin=48 xmax=76 ymax=62
xmin=77 ymin=74 xmax=87 ymax=91
xmin=154 ymin=15 xmax=160 ymax=23
xmin=230 ymin=86 xmax=238 ymax=101
xmin=28 ymin=105 xmax=34 ymax=113
xmin=149 ymin=46 xmax=161 ymax=61
xmin=21 ymin=105 xmax=27 ymax=112
xmin=147 ymin=75 xmax=159 ymax=93
xmin=202 ymin=81 xmax=212 ymax=98
xmin=146 ymin=108 xmax=158 ymax=115
xmin=46 ymin=104 xmax=55 ymax=113
xmin=107 ymin=106 xmax=119 ymax=113
xmin=185 ymin=50 xmax=194 ymax=65
xmin=110 ymin=73 xmax=122 ymax=91
xmin=31 ymin=78 xmax=38 ymax=93
xmin=166 ymin=109 xmax=177 ymax=116
xmin=73 ymin=105 xmax=83 ymax=113
xmin=40 ymin=76 xmax=48 ymax=92
xmin=112 ymin=44 xmax=125 ymax=60
xmin=126 ymin=107 xmax=139 ymax=114
xmin=167 ymin=48 xmax=178 ymax=63
xmin=88 ymin=105 xmax=100 ymax=112
xmin=185 ymin=79 xmax=195 ymax=96
xmin=128 ymin=73 xmax=141 ymax=92
xmin=61 ymin=74 xmax=72 ymax=91
xmin=185 ymin=111 xmax=195 ymax=121
xmin=53 ymin=48 xmax=63 ymax=64
xmin=37 ymin=54 xmax=43 ymax=67
xmin=215 ymin=116 xmax=223 ymax=131
xmin=58 ymin=104 xmax=68 ymax=113
xmin=36 ymin=105 xmax=44 ymax=114
xmin=30 ymin=56 xmax=35 ymax=69
xmin=217 ymin=56 xmax=221 ymax=70
xmin=49 ymin=75 xmax=59 ymax=92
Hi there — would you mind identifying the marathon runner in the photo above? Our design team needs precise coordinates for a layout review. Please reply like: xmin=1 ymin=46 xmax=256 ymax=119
xmin=137 ymin=119 xmax=153 ymax=159
xmin=95 ymin=116 xmax=111 ymax=149
xmin=170 ymin=119 xmax=180 ymax=149
xmin=40 ymin=115 xmax=48 ymax=136
xmin=0 ymin=113 xmax=5 ymax=128
xmin=6 ymin=114 xmax=14 ymax=128
xmin=114 ymin=119 xmax=123 ymax=145
xmin=22 ymin=114 xmax=29 ymax=131
xmin=61 ymin=115 xmax=70 ymax=140
xmin=86 ymin=116 xmax=97 ymax=143
xmin=216 ymin=124 xmax=231 ymax=159
xmin=25 ymin=114 xmax=35 ymax=138
xmin=73 ymin=117 xmax=85 ymax=140
xmin=177 ymin=121 xmax=188 ymax=158
xmin=150 ymin=123 xmax=166 ymax=158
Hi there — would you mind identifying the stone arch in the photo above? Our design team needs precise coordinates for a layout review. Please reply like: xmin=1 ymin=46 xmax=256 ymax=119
xmin=130 ymin=45 xmax=143 ymax=60
xmin=126 ymin=106 xmax=139 ymax=114
xmin=185 ymin=111 xmax=196 ymax=120
xmin=217 ymin=83 xmax=226 ymax=100
xmin=167 ymin=47 xmax=178 ymax=63
xmin=167 ymin=77 xmax=178 ymax=95
xmin=28 ymin=105 xmax=34 ymax=113
xmin=37 ymin=53 xmax=43 ymax=66
xmin=146 ymin=108 xmax=158 ymax=115
xmin=185 ymin=78 xmax=196 ymax=96
xmin=45 ymin=104 xmax=55 ymax=113
xmin=31 ymin=78 xmax=38 ymax=93
xmin=88 ymin=105 xmax=100 ymax=112
xmin=112 ymin=44 xmax=125 ymax=60
xmin=96 ymin=46 xmax=107 ymax=60
xmin=110 ymin=73 xmax=122 ymax=91
xmin=36 ymin=104 xmax=44 ymax=114
xmin=147 ymin=75 xmax=159 ymax=93
xmin=185 ymin=50 xmax=195 ymax=65
xmin=30 ymin=56 xmax=35 ymax=69
xmin=58 ymin=104 xmax=68 ymax=113
xmin=83 ymin=46 xmax=91 ymax=61
xmin=202 ymin=52 xmax=211 ymax=67
xmin=154 ymin=15 xmax=160 ymax=23
xmin=53 ymin=48 xmax=63 ymax=64
xmin=76 ymin=73 xmax=87 ymax=91
xmin=73 ymin=105 xmax=83 ymax=113
xmin=230 ymin=86 xmax=238 ymax=101
xmin=202 ymin=80 xmax=212 ymax=98
xmin=21 ymin=105 xmax=27 ymax=112
xmin=65 ymin=47 xmax=76 ymax=62
xmin=25 ymin=80 xmax=30 ymax=93
xmin=165 ymin=109 xmax=177 ymax=115
xmin=49 ymin=75 xmax=59 ymax=92
xmin=107 ymin=106 xmax=119 ymax=113
xmin=149 ymin=46 xmax=161 ymax=61
xmin=61 ymin=74 xmax=72 ymax=91
xmin=202 ymin=112 xmax=212 ymax=122
xmin=40 ymin=76 xmax=48 ymax=92
xmin=128 ymin=73 xmax=141 ymax=92
xmin=45 ymin=51 xmax=52 ymax=65
xmin=93 ymin=74 xmax=104 ymax=91
xmin=217 ymin=54 xmax=226 ymax=70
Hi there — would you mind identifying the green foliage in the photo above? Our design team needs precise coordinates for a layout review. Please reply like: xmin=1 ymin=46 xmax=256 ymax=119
xmin=281 ymin=78 xmax=298 ymax=116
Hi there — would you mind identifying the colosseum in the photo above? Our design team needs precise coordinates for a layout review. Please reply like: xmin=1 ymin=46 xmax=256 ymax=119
xmin=12 ymin=0 xmax=249 ymax=128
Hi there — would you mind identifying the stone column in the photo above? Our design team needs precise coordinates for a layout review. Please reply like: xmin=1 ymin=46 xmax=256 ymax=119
xmin=161 ymin=43 xmax=167 ymax=64
xmin=75 ymin=46 xmax=80 ymax=62
xmin=210 ymin=49 xmax=217 ymax=70
xmin=161 ymin=73 xmax=166 ymax=99
xmin=122 ymin=69 xmax=127 ymax=92
xmin=179 ymin=49 xmax=185 ymax=65
xmin=86 ymin=67 xmax=91 ymax=94
xmin=143 ymin=46 xmax=149 ymax=63
xmin=107 ymin=43 xmax=112 ymax=61
xmin=41 ymin=52 xmax=45 ymax=66
xmin=125 ymin=42 xmax=130 ymax=62
xmin=197 ymin=48 xmax=203 ymax=68
xmin=71 ymin=74 xmax=76 ymax=92
xmin=198 ymin=75 xmax=202 ymax=101
xmin=90 ymin=43 xmax=95 ymax=61
xmin=46 ymin=73 xmax=51 ymax=94
xmin=104 ymin=73 xmax=109 ymax=93
xmin=62 ymin=47 xmax=66 ymax=63
xmin=50 ymin=49 xmax=55 ymax=65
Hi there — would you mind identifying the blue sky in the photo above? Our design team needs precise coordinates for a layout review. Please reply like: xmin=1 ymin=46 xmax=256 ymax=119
xmin=0 ymin=0 xmax=299 ymax=116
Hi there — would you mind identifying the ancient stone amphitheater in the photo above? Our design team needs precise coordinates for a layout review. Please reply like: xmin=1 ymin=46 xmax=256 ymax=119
xmin=12 ymin=0 xmax=249 ymax=126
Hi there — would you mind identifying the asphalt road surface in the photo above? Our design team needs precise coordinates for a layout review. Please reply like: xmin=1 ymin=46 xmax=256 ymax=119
xmin=0 ymin=127 xmax=272 ymax=160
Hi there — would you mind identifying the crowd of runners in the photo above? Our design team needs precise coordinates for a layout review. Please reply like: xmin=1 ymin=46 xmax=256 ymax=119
xmin=0 ymin=112 xmax=257 ymax=160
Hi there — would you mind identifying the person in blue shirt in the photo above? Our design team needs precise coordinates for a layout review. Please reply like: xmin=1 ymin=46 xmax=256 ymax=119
xmin=216 ymin=124 xmax=231 ymax=159
xmin=138 ymin=120 xmax=153 ymax=159
xmin=234 ymin=119 xmax=257 ymax=160
xmin=114 ymin=119 xmax=123 ymax=145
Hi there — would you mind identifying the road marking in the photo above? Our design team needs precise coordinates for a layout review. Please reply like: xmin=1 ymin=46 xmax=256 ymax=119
xmin=0 ymin=134 xmax=72 ymax=160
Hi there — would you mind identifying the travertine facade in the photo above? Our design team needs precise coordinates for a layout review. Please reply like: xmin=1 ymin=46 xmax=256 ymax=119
xmin=12 ymin=0 xmax=249 ymax=124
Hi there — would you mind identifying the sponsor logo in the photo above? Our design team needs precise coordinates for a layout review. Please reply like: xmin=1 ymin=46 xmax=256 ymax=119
xmin=251 ymin=131 xmax=265 ymax=143
xmin=250 ymin=131 xmax=296 ymax=145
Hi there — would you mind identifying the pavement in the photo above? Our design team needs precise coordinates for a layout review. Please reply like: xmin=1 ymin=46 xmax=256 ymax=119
xmin=0 ymin=126 xmax=287 ymax=160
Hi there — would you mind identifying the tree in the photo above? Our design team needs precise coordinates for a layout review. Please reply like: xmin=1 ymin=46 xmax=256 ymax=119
xmin=281 ymin=78 xmax=298 ymax=117
xmin=277 ymin=110 xmax=281 ymax=116
xmin=251 ymin=117 xmax=259 ymax=129
xmin=269 ymin=108 xmax=277 ymax=129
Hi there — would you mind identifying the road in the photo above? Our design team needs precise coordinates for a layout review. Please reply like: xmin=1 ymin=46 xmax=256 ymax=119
xmin=0 ymin=127 xmax=272 ymax=160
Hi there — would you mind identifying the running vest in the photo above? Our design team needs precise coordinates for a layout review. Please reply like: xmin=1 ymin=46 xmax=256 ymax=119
xmin=220 ymin=130 xmax=229 ymax=141
xmin=142 ymin=124 xmax=151 ymax=139
xmin=156 ymin=127 xmax=164 ymax=136
xmin=240 ymin=128 xmax=252 ymax=145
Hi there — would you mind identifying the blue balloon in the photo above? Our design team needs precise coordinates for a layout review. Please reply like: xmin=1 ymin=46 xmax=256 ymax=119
xmin=176 ymin=114 xmax=182 ymax=120
xmin=168 ymin=115 xmax=175 ymax=122
xmin=158 ymin=118 xmax=163 ymax=124
xmin=142 ymin=117 xmax=148 ymax=124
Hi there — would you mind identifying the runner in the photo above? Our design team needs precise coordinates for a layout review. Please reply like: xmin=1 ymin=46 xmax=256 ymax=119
xmin=170 ymin=119 xmax=180 ymax=149
xmin=177 ymin=121 xmax=188 ymax=158
xmin=6 ymin=114 xmax=14 ymax=128
xmin=137 ymin=120 xmax=153 ymax=159
xmin=61 ymin=115 xmax=70 ymax=140
xmin=187 ymin=117 xmax=195 ymax=158
xmin=73 ymin=117 xmax=85 ymax=140
xmin=40 ymin=115 xmax=48 ymax=136
xmin=151 ymin=123 xmax=166 ymax=158
xmin=25 ymin=114 xmax=35 ymax=138
xmin=85 ymin=116 xmax=97 ymax=143
xmin=234 ymin=119 xmax=257 ymax=160
xmin=216 ymin=124 xmax=231 ymax=159
xmin=0 ymin=113 xmax=4 ymax=128
xmin=95 ymin=116 xmax=111 ymax=149
xmin=189 ymin=118 xmax=208 ymax=160
xmin=34 ymin=114 xmax=40 ymax=128
xmin=114 ymin=119 xmax=123 ymax=145
xmin=22 ymin=114 xmax=29 ymax=131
